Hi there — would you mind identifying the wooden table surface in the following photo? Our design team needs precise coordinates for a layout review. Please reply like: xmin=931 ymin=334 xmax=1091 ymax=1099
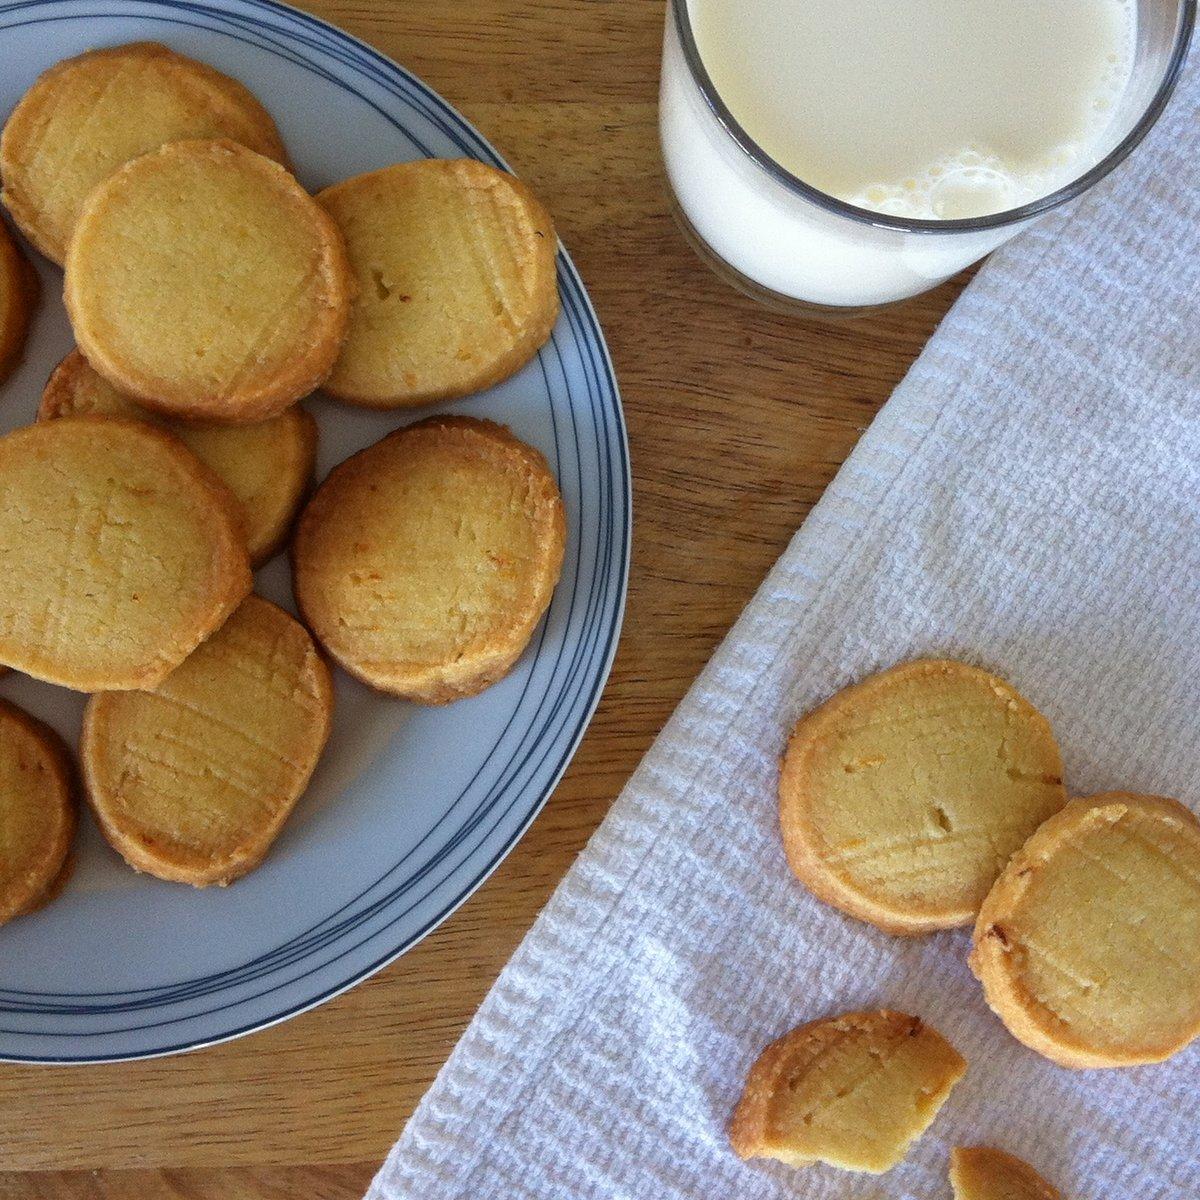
xmin=0 ymin=2 xmax=969 ymax=1195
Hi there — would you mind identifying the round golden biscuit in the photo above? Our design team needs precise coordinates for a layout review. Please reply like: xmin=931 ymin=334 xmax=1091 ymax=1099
xmin=0 ymin=698 xmax=76 ymax=924
xmin=730 ymin=1010 xmax=966 ymax=1175
xmin=971 ymin=793 xmax=1200 ymax=1069
xmin=0 ymin=216 xmax=37 ymax=385
xmin=780 ymin=659 xmax=1066 ymax=936
xmin=0 ymin=415 xmax=251 ymax=691
xmin=0 ymin=42 xmax=288 ymax=265
xmin=317 ymin=158 xmax=558 ymax=408
xmin=40 ymin=350 xmax=317 ymax=565
xmin=293 ymin=415 xmax=565 ymax=703
xmin=65 ymin=139 xmax=352 ymax=423
xmin=950 ymin=1146 xmax=1064 ymax=1200
xmin=82 ymin=595 xmax=332 ymax=886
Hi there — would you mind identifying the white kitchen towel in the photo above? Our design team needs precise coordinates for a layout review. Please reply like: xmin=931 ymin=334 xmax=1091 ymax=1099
xmin=368 ymin=59 xmax=1200 ymax=1200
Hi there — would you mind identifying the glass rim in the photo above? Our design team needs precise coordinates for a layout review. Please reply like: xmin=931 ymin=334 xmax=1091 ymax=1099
xmin=670 ymin=0 xmax=1197 ymax=235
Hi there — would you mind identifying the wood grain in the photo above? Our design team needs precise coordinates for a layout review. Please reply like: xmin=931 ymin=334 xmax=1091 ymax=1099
xmin=0 ymin=0 xmax=966 ymax=1192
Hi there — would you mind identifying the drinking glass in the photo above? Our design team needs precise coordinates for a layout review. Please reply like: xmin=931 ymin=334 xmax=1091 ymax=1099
xmin=659 ymin=0 xmax=1196 ymax=312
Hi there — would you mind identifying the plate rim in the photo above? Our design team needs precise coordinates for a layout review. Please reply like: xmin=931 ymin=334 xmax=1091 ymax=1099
xmin=0 ymin=0 xmax=631 ymax=1063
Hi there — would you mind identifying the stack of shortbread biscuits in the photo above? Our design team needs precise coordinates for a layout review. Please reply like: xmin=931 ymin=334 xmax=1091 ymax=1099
xmin=0 ymin=44 xmax=565 ymax=909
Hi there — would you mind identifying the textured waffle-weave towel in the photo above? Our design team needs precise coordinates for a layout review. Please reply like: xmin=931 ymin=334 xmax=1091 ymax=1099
xmin=369 ymin=60 xmax=1200 ymax=1200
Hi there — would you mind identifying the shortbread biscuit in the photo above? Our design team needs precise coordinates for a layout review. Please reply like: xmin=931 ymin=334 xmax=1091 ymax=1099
xmin=730 ymin=1010 xmax=966 ymax=1174
xmin=1 ymin=42 xmax=288 ymax=264
xmin=0 ymin=698 xmax=76 ymax=923
xmin=0 ymin=216 xmax=37 ymax=384
xmin=950 ymin=1146 xmax=1064 ymax=1200
xmin=0 ymin=416 xmax=251 ymax=690
xmin=971 ymin=793 xmax=1200 ymax=1068
xmin=82 ymin=595 xmax=332 ymax=886
xmin=65 ymin=139 xmax=351 ymax=423
xmin=780 ymin=660 xmax=1065 ymax=935
xmin=293 ymin=415 xmax=565 ymax=702
xmin=318 ymin=158 xmax=558 ymax=407
xmin=40 ymin=350 xmax=317 ymax=564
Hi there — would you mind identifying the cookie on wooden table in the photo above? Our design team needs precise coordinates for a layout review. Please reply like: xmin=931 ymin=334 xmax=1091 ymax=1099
xmin=40 ymin=350 xmax=317 ymax=565
xmin=971 ymin=792 xmax=1200 ymax=1068
xmin=0 ymin=216 xmax=36 ymax=385
xmin=730 ymin=1009 xmax=966 ymax=1174
xmin=318 ymin=158 xmax=558 ymax=407
xmin=779 ymin=659 xmax=1065 ymax=935
xmin=83 ymin=596 xmax=332 ymax=886
xmin=0 ymin=42 xmax=288 ymax=264
xmin=0 ymin=698 xmax=76 ymax=924
xmin=0 ymin=416 xmax=251 ymax=691
xmin=950 ymin=1146 xmax=1064 ymax=1200
xmin=65 ymin=139 xmax=352 ymax=423
xmin=293 ymin=415 xmax=565 ymax=703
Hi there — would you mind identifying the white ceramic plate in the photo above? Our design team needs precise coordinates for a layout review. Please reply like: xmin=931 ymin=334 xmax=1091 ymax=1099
xmin=0 ymin=0 xmax=629 ymax=1063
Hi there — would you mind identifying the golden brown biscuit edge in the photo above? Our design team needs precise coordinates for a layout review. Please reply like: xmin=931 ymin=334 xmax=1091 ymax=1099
xmin=779 ymin=658 xmax=1064 ymax=936
xmin=292 ymin=414 xmax=566 ymax=703
xmin=0 ymin=42 xmax=289 ymax=263
xmin=81 ymin=595 xmax=334 ymax=887
xmin=40 ymin=350 xmax=319 ymax=566
xmin=63 ymin=139 xmax=353 ymax=423
xmin=970 ymin=792 xmax=1200 ymax=1069
xmin=730 ymin=1009 xmax=967 ymax=1174
xmin=949 ymin=1145 xmax=1065 ymax=1200
xmin=0 ymin=415 xmax=252 ymax=690
xmin=0 ymin=217 xmax=38 ymax=385
xmin=0 ymin=697 xmax=77 ymax=924
xmin=317 ymin=158 xmax=559 ymax=408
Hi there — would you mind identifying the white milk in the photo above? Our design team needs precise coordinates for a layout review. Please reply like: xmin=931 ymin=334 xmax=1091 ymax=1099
xmin=660 ymin=0 xmax=1136 ymax=307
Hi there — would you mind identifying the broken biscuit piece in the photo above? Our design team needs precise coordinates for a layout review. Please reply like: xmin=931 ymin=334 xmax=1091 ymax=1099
xmin=730 ymin=1009 xmax=966 ymax=1174
xmin=950 ymin=1146 xmax=1065 ymax=1200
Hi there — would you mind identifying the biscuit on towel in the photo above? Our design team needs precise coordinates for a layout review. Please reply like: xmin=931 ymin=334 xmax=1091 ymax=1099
xmin=293 ymin=415 xmax=565 ymax=703
xmin=780 ymin=659 xmax=1065 ymax=935
xmin=65 ymin=139 xmax=351 ymax=424
xmin=0 ymin=216 xmax=37 ymax=385
xmin=971 ymin=792 xmax=1200 ymax=1068
xmin=0 ymin=42 xmax=287 ymax=264
xmin=0 ymin=415 xmax=251 ymax=691
xmin=950 ymin=1146 xmax=1064 ymax=1200
xmin=40 ymin=350 xmax=317 ymax=565
xmin=0 ymin=698 xmax=76 ymax=924
xmin=730 ymin=1010 xmax=966 ymax=1174
xmin=82 ymin=595 xmax=332 ymax=886
xmin=318 ymin=158 xmax=558 ymax=407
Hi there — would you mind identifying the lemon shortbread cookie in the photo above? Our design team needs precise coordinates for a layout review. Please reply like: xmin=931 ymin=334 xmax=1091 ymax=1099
xmin=318 ymin=159 xmax=558 ymax=407
xmin=971 ymin=793 xmax=1200 ymax=1068
xmin=0 ymin=416 xmax=251 ymax=691
xmin=0 ymin=698 xmax=76 ymax=924
xmin=780 ymin=659 xmax=1066 ymax=935
xmin=730 ymin=1010 xmax=966 ymax=1174
xmin=950 ymin=1146 xmax=1064 ymax=1200
xmin=0 ymin=216 xmax=37 ymax=385
xmin=0 ymin=42 xmax=288 ymax=264
xmin=65 ymin=139 xmax=352 ymax=423
xmin=82 ymin=596 xmax=332 ymax=886
xmin=41 ymin=350 xmax=317 ymax=565
xmin=293 ymin=415 xmax=565 ymax=703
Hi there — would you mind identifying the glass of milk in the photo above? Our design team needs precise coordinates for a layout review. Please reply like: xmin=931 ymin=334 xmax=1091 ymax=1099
xmin=660 ymin=0 xmax=1195 ymax=311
